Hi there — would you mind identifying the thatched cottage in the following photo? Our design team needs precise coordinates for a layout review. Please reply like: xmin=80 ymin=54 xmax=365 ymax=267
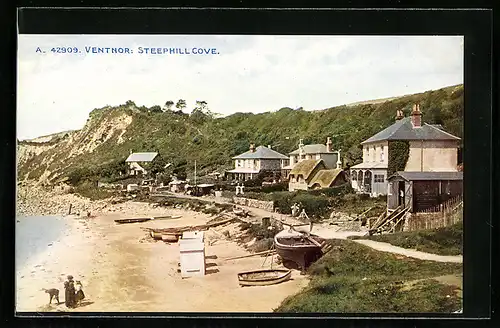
xmin=282 ymin=137 xmax=341 ymax=178
xmin=288 ymin=159 xmax=347 ymax=191
xmin=350 ymin=104 xmax=461 ymax=197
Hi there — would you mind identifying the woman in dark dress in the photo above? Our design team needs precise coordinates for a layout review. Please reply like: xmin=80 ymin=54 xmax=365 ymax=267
xmin=64 ymin=275 xmax=76 ymax=308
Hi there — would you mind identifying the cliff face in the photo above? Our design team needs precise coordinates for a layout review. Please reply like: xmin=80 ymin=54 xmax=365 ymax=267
xmin=17 ymin=84 xmax=464 ymax=185
xmin=18 ymin=108 xmax=134 ymax=184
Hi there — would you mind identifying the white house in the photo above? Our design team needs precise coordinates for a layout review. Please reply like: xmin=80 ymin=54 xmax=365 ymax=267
xmin=350 ymin=104 xmax=461 ymax=197
xmin=226 ymin=144 xmax=289 ymax=181
xmin=125 ymin=152 xmax=159 ymax=176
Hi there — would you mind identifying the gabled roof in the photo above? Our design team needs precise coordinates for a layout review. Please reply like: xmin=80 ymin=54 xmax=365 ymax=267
xmin=289 ymin=144 xmax=332 ymax=155
xmin=232 ymin=146 xmax=288 ymax=160
xmin=308 ymin=169 xmax=345 ymax=188
xmin=125 ymin=152 xmax=158 ymax=162
xmin=289 ymin=159 xmax=325 ymax=180
xmin=387 ymin=171 xmax=463 ymax=181
xmin=361 ymin=117 xmax=461 ymax=144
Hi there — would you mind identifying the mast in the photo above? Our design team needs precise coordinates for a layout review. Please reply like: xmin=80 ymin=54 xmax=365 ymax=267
xmin=194 ymin=160 xmax=197 ymax=186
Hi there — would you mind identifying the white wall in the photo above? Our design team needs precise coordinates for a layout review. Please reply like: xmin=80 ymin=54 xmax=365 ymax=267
xmin=406 ymin=140 xmax=458 ymax=171
xmin=363 ymin=142 xmax=388 ymax=164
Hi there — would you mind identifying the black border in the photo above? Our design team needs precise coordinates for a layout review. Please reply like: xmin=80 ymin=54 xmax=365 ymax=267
xmin=2 ymin=5 xmax=496 ymax=328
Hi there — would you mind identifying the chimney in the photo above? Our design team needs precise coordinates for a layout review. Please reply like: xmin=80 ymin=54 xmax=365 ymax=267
xmin=411 ymin=103 xmax=422 ymax=128
xmin=268 ymin=145 xmax=272 ymax=149
xmin=336 ymin=149 xmax=342 ymax=169
xmin=130 ymin=149 xmax=133 ymax=155
xmin=250 ymin=143 xmax=255 ymax=153
xmin=326 ymin=137 xmax=332 ymax=152
xmin=298 ymin=139 xmax=305 ymax=158
xmin=395 ymin=109 xmax=404 ymax=121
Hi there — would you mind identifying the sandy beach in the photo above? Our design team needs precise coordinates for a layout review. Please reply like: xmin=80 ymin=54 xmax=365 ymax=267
xmin=15 ymin=204 xmax=309 ymax=313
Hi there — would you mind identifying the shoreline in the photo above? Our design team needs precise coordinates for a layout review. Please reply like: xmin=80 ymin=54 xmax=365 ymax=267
xmin=16 ymin=203 xmax=309 ymax=313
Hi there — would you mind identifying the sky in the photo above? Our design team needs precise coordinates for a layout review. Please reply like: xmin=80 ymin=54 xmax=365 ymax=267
xmin=17 ymin=35 xmax=464 ymax=140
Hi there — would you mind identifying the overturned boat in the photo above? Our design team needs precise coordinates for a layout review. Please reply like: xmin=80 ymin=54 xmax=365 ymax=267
xmin=237 ymin=269 xmax=291 ymax=287
xmin=274 ymin=229 xmax=325 ymax=272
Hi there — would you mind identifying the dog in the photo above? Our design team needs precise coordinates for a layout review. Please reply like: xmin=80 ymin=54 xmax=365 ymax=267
xmin=42 ymin=288 xmax=60 ymax=305
xmin=74 ymin=281 xmax=85 ymax=306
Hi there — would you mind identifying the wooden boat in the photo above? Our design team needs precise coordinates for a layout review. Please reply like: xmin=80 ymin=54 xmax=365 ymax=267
xmin=237 ymin=269 xmax=291 ymax=287
xmin=233 ymin=208 xmax=248 ymax=217
xmin=115 ymin=217 xmax=152 ymax=224
xmin=274 ymin=230 xmax=325 ymax=272
xmin=150 ymin=231 xmax=163 ymax=240
xmin=152 ymin=215 xmax=182 ymax=220
xmin=161 ymin=233 xmax=179 ymax=243
xmin=281 ymin=222 xmax=313 ymax=234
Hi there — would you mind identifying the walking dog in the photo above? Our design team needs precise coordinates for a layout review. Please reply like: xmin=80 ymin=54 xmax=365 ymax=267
xmin=75 ymin=281 xmax=85 ymax=306
xmin=42 ymin=288 xmax=60 ymax=305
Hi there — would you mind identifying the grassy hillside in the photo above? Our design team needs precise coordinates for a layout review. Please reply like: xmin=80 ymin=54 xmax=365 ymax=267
xmin=275 ymin=239 xmax=462 ymax=313
xmin=18 ymin=84 xmax=463 ymax=183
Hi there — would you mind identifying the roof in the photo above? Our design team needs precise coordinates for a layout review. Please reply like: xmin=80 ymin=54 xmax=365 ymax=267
xmin=289 ymin=159 xmax=325 ymax=180
xmin=387 ymin=171 xmax=463 ymax=181
xmin=232 ymin=146 xmax=288 ymax=160
xmin=308 ymin=169 xmax=345 ymax=188
xmin=125 ymin=152 xmax=158 ymax=162
xmin=350 ymin=162 xmax=388 ymax=170
xmin=361 ymin=117 xmax=461 ymax=144
xmin=289 ymin=144 xmax=333 ymax=155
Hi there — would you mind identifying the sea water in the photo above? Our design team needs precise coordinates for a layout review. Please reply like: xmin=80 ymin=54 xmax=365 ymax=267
xmin=15 ymin=215 xmax=70 ymax=268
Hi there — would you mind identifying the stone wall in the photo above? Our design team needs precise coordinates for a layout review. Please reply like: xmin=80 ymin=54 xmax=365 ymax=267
xmin=233 ymin=197 xmax=274 ymax=212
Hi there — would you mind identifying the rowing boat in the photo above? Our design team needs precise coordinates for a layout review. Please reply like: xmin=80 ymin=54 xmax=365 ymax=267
xmin=237 ymin=269 xmax=291 ymax=287
xmin=115 ymin=217 xmax=152 ymax=224
xmin=274 ymin=229 xmax=324 ymax=272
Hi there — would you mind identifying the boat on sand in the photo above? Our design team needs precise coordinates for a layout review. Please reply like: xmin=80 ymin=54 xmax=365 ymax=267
xmin=237 ymin=269 xmax=291 ymax=287
xmin=274 ymin=229 xmax=325 ymax=272
xmin=115 ymin=217 xmax=152 ymax=224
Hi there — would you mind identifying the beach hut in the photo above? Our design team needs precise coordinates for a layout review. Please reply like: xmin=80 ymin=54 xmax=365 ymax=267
xmin=179 ymin=238 xmax=206 ymax=278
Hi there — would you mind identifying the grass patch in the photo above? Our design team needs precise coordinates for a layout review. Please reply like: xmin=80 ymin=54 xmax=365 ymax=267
xmin=72 ymin=182 xmax=115 ymax=200
xmin=349 ymin=222 xmax=463 ymax=256
xmin=275 ymin=239 xmax=462 ymax=313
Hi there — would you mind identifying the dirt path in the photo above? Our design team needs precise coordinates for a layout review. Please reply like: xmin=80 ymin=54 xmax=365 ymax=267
xmin=352 ymin=239 xmax=463 ymax=263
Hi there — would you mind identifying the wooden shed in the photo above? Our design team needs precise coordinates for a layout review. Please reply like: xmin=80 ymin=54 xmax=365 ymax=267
xmin=387 ymin=171 xmax=463 ymax=213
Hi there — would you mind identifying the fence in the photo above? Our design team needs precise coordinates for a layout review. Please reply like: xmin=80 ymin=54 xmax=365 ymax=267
xmin=417 ymin=194 xmax=463 ymax=214
xmin=233 ymin=197 xmax=274 ymax=212
xmin=405 ymin=195 xmax=463 ymax=231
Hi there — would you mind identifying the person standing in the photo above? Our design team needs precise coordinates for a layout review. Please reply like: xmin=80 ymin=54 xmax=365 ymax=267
xmin=64 ymin=275 xmax=76 ymax=308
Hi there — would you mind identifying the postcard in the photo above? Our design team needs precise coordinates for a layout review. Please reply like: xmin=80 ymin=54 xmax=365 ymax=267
xmin=16 ymin=34 xmax=464 ymax=314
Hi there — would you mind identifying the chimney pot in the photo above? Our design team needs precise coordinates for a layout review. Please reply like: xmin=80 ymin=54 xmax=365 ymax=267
xmin=326 ymin=137 xmax=332 ymax=152
xmin=395 ymin=109 xmax=404 ymax=121
xmin=250 ymin=143 xmax=255 ymax=152
xmin=411 ymin=103 xmax=422 ymax=128
xmin=268 ymin=145 xmax=272 ymax=149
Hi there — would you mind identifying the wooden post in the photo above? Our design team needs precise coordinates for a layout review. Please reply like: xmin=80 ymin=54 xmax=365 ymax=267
xmin=68 ymin=204 xmax=72 ymax=215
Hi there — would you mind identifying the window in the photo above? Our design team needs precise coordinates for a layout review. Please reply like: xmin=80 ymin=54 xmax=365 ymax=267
xmin=380 ymin=149 xmax=385 ymax=162
xmin=374 ymin=174 xmax=385 ymax=183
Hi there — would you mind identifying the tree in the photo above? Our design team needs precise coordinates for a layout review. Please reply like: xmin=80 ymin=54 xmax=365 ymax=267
xmin=149 ymin=105 xmax=163 ymax=113
xmin=164 ymin=100 xmax=174 ymax=111
xmin=176 ymin=99 xmax=187 ymax=111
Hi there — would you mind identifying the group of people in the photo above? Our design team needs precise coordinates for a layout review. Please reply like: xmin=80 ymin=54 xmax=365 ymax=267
xmin=63 ymin=275 xmax=85 ymax=308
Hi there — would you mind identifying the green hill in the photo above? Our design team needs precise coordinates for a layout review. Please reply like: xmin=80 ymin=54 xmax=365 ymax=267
xmin=18 ymin=84 xmax=463 ymax=184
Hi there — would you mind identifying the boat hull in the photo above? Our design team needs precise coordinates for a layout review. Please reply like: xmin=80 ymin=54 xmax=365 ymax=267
xmin=115 ymin=218 xmax=152 ymax=224
xmin=274 ymin=234 xmax=324 ymax=271
xmin=237 ymin=269 xmax=291 ymax=287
